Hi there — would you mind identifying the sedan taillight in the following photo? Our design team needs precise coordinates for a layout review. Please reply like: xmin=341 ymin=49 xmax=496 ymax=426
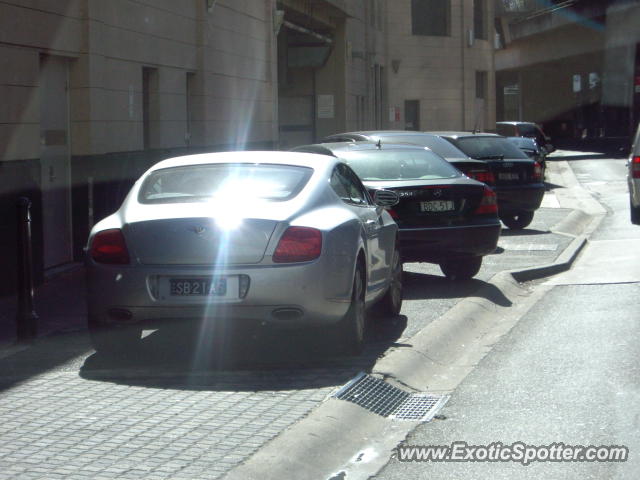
xmin=466 ymin=170 xmax=495 ymax=185
xmin=632 ymin=156 xmax=640 ymax=179
xmin=90 ymin=229 xmax=131 ymax=264
xmin=273 ymin=227 xmax=322 ymax=263
xmin=532 ymin=161 xmax=543 ymax=181
xmin=474 ymin=187 xmax=498 ymax=215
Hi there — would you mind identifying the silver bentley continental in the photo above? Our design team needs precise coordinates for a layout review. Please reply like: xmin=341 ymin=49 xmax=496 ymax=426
xmin=86 ymin=151 xmax=402 ymax=356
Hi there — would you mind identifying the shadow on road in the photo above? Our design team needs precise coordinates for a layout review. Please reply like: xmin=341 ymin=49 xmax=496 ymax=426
xmin=0 ymin=331 xmax=92 ymax=393
xmin=402 ymin=271 xmax=512 ymax=307
xmin=1 ymin=269 xmax=511 ymax=394
xmin=500 ymin=228 xmax=550 ymax=237
xmin=78 ymin=314 xmax=409 ymax=392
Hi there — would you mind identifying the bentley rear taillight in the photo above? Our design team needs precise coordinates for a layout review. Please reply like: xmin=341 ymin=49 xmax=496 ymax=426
xmin=90 ymin=229 xmax=130 ymax=264
xmin=474 ymin=187 xmax=498 ymax=215
xmin=273 ymin=227 xmax=322 ymax=263
xmin=632 ymin=156 xmax=640 ymax=179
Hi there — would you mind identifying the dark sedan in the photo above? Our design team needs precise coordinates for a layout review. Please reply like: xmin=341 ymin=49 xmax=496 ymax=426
xmin=292 ymin=142 xmax=501 ymax=280
xmin=506 ymin=136 xmax=548 ymax=174
xmin=321 ymin=130 xmax=496 ymax=186
xmin=428 ymin=132 xmax=545 ymax=230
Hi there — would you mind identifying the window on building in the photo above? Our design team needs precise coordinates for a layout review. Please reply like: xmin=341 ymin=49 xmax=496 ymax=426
xmin=372 ymin=64 xmax=385 ymax=129
xmin=411 ymin=0 xmax=451 ymax=37
xmin=369 ymin=0 xmax=383 ymax=30
xmin=186 ymin=72 xmax=196 ymax=145
xmin=142 ymin=67 xmax=158 ymax=149
xmin=476 ymin=71 xmax=488 ymax=99
xmin=356 ymin=95 xmax=366 ymax=130
xmin=474 ymin=0 xmax=487 ymax=40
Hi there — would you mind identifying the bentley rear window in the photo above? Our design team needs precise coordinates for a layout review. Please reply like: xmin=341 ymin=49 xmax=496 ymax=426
xmin=139 ymin=163 xmax=313 ymax=204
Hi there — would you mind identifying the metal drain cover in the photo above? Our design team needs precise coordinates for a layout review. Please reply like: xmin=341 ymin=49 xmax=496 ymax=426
xmin=390 ymin=393 xmax=448 ymax=421
xmin=332 ymin=373 xmax=448 ymax=422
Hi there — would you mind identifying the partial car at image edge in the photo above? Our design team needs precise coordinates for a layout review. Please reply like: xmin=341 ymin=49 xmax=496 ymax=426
xmin=628 ymin=122 xmax=640 ymax=225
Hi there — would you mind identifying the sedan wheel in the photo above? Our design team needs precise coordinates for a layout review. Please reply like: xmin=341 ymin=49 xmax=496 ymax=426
xmin=377 ymin=247 xmax=403 ymax=316
xmin=501 ymin=210 xmax=534 ymax=229
xmin=339 ymin=265 xmax=365 ymax=355
xmin=439 ymin=256 xmax=482 ymax=281
xmin=631 ymin=198 xmax=640 ymax=225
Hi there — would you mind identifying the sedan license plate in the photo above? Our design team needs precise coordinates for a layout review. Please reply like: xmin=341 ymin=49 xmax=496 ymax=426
xmin=498 ymin=172 xmax=519 ymax=181
xmin=420 ymin=200 xmax=455 ymax=212
xmin=170 ymin=278 xmax=227 ymax=296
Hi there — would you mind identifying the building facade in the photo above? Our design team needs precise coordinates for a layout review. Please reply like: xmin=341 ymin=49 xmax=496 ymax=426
xmin=0 ymin=0 xmax=495 ymax=294
xmin=385 ymin=0 xmax=496 ymax=132
xmin=495 ymin=0 xmax=640 ymax=145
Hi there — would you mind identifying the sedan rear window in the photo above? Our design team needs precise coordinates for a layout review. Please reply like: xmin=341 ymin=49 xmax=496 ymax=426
xmin=373 ymin=134 xmax=468 ymax=159
xmin=139 ymin=163 xmax=313 ymax=204
xmin=337 ymin=149 xmax=460 ymax=181
xmin=451 ymin=137 xmax=529 ymax=160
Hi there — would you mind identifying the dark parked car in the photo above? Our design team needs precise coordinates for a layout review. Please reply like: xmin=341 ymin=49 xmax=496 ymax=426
xmin=321 ymin=131 xmax=496 ymax=186
xmin=428 ymin=132 xmax=545 ymax=230
xmin=496 ymin=121 xmax=555 ymax=154
xmin=506 ymin=136 xmax=548 ymax=174
xmin=291 ymin=142 xmax=501 ymax=280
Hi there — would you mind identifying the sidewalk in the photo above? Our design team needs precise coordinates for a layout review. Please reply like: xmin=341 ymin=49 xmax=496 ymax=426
xmin=0 ymin=267 xmax=87 ymax=351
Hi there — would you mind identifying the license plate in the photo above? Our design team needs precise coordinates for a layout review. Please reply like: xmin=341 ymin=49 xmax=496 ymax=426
xmin=420 ymin=200 xmax=455 ymax=212
xmin=169 ymin=277 xmax=227 ymax=296
xmin=498 ymin=172 xmax=519 ymax=181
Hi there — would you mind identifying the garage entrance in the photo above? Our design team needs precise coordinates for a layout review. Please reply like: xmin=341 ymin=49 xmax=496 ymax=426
xmin=276 ymin=1 xmax=347 ymax=149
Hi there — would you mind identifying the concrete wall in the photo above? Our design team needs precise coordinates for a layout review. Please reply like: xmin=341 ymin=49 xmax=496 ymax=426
xmin=0 ymin=0 xmax=278 ymax=295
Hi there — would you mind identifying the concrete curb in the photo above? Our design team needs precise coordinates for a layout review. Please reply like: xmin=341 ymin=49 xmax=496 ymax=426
xmin=510 ymin=234 xmax=587 ymax=283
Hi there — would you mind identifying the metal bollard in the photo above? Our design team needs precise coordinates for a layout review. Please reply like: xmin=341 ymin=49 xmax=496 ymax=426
xmin=16 ymin=197 xmax=38 ymax=342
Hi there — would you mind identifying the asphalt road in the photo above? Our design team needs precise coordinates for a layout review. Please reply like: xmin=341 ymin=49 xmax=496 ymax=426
xmin=374 ymin=156 xmax=640 ymax=479
xmin=0 ymin=172 xmax=577 ymax=479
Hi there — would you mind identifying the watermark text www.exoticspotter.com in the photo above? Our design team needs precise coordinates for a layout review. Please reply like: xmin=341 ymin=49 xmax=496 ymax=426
xmin=397 ymin=442 xmax=629 ymax=466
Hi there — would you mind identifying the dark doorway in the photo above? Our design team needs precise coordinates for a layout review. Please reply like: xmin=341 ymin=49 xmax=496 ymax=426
xmin=404 ymin=100 xmax=420 ymax=131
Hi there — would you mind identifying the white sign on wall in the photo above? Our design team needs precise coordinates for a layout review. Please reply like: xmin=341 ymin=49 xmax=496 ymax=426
xmin=572 ymin=74 xmax=582 ymax=93
xmin=317 ymin=95 xmax=334 ymax=119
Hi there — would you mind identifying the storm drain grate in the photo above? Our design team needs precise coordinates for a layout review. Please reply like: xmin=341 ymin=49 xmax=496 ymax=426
xmin=333 ymin=372 xmax=410 ymax=417
xmin=390 ymin=393 xmax=449 ymax=421
xmin=332 ymin=373 xmax=448 ymax=421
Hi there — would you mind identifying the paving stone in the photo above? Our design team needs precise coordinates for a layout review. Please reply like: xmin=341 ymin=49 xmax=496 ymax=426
xmin=0 ymin=367 xmax=340 ymax=479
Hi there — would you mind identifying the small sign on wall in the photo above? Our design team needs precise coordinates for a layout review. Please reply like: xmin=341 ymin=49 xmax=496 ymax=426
xmin=572 ymin=74 xmax=582 ymax=93
xmin=389 ymin=106 xmax=400 ymax=122
xmin=317 ymin=95 xmax=334 ymax=119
